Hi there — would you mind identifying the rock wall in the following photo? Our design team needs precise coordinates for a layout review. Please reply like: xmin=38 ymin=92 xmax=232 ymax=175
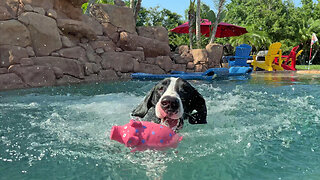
xmin=0 ymin=0 xmax=223 ymax=91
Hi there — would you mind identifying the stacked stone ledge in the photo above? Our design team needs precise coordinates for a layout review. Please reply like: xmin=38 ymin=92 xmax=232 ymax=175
xmin=0 ymin=0 xmax=223 ymax=91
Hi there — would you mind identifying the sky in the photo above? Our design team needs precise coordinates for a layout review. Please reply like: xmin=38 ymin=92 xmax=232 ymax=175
xmin=142 ymin=0 xmax=303 ymax=20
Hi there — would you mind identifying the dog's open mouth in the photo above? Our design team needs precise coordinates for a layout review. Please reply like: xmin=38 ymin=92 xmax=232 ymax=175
xmin=161 ymin=116 xmax=180 ymax=129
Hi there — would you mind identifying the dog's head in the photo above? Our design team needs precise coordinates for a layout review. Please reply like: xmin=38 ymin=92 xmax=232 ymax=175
xmin=132 ymin=77 xmax=207 ymax=129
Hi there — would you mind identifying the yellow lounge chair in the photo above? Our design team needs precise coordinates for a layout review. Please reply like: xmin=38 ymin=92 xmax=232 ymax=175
xmin=251 ymin=42 xmax=282 ymax=71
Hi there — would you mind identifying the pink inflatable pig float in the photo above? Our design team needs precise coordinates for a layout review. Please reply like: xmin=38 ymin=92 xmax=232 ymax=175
xmin=110 ymin=119 xmax=183 ymax=152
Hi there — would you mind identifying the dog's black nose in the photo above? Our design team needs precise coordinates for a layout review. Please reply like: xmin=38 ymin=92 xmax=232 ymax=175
xmin=160 ymin=96 xmax=180 ymax=112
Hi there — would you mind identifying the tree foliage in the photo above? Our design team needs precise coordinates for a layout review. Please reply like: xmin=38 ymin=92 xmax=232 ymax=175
xmin=81 ymin=0 xmax=320 ymax=64
xmin=224 ymin=0 xmax=320 ymax=64
xmin=136 ymin=6 xmax=186 ymax=50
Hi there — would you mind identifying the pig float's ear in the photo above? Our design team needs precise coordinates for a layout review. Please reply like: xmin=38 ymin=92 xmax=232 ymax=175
xmin=129 ymin=119 xmax=142 ymax=128
xmin=125 ymin=136 xmax=139 ymax=147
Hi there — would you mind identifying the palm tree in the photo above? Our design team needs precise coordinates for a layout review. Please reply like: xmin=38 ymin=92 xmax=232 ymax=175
xmin=134 ymin=0 xmax=142 ymax=22
xmin=196 ymin=0 xmax=201 ymax=48
xmin=130 ymin=0 xmax=134 ymax=8
xmin=209 ymin=0 xmax=225 ymax=44
xmin=229 ymin=25 xmax=272 ymax=52
xmin=188 ymin=0 xmax=196 ymax=49
xmin=296 ymin=18 xmax=320 ymax=64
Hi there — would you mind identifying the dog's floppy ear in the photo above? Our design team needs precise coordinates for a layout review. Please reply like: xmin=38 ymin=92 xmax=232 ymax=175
xmin=131 ymin=86 xmax=156 ymax=118
xmin=187 ymin=87 xmax=207 ymax=124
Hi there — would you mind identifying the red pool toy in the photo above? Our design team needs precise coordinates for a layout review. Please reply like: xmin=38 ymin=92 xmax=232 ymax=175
xmin=110 ymin=119 xmax=183 ymax=152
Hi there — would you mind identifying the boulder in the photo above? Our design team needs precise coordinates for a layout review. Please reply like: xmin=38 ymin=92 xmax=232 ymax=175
xmin=145 ymin=57 xmax=156 ymax=64
xmin=0 ymin=6 xmax=13 ymax=20
xmin=155 ymin=56 xmax=173 ymax=72
xmin=82 ymin=15 xmax=103 ymax=36
xmin=206 ymin=43 xmax=223 ymax=68
xmin=0 ymin=45 xmax=29 ymax=67
xmin=97 ymin=35 xmax=111 ymax=41
xmin=8 ymin=65 xmax=56 ymax=87
xmin=32 ymin=56 xmax=84 ymax=78
xmin=53 ymin=0 xmax=86 ymax=20
xmin=101 ymin=22 xmax=119 ymax=43
xmin=21 ymin=0 xmax=54 ymax=10
xmin=0 ymin=20 xmax=31 ymax=47
xmin=91 ymin=4 xmax=136 ymax=34
xmin=181 ymin=51 xmax=194 ymax=60
xmin=101 ymin=52 xmax=134 ymax=73
xmin=84 ymin=62 xmax=101 ymax=75
xmin=98 ymin=69 xmax=119 ymax=81
xmin=33 ymin=7 xmax=45 ymax=15
xmin=90 ymin=40 xmax=116 ymax=51
xmin=178 ymin=45 xmax=189 ymax=55
xmin=103 ymin=42 xmax=116 ymax=52
xmin=172 ymin=64 xmax=187 ymax=72
xmin=26 ymin=46 xmax=35 ymax=56
xmin=83 ymin=74 xmax=99 ymax=83
xmin=57 ymin=19 xmax=97 ymax=40
xmin=96 ymin=35 xmax=111 ymax=41
xmin=61 ymin=36 xmax=75 ymax=48
xmin=0 ymin=73 xmax=26 ymax=90
xmin=46 ymin=9 xmax=57 ymax=19
xmin=18 ymin=12 xmax=62 ymax=56
xmin=96 ymin=48 xmax=104 ymax=54
xmin=0 ymin=1 xmax=23 ymax=18
xmin=0 ymin=68 xmax=8 ymax=74
xmin=52 ymin=67 xmax=63 ymax=79
xmin=123 ymin=51 xmax=145 ymax=61
xmin=137 ymin=26 xmax=169 ymax=43
xmin=56 ymin=75 xmax=82 ymax=85
xmin=186 ymin=62 xmax=195 ymax=69
xmin=119 ymin=32 xmax=170 ymax=57
xmin=118 ymin=72 xmax=131 ymax=79
xmin=191 ymin=49 xmax=208 ymax=64
xmin=134 ymin=62 xmax=165 ymax=74
xmin=51 ymin=52 xmax=60 ymax=57
xmin=20 ymin=58 xmax=34 ymax=66
xmin=79 ymin=43 xmax=101 ymax=64
xmin=58 ymin=46 xmax=86 ymax=60
xmin=23 ymin=4 xmax=33 ymax=12
xmin=80 ymin=37 xmax=89 ymax=43
xmin=194 ymin=64 xmax=207 ymax=72
xmin=84 ymin=63 xmax=94 ymax=75
xmin=171 ymin=53 xmax=193 ymax=64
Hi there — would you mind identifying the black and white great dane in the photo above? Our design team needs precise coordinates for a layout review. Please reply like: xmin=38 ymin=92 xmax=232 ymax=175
xmin=132 ymin=77 xmax=207 ymax=131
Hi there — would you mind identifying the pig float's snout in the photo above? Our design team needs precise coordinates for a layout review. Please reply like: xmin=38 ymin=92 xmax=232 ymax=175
xmin=110 ymin=126 xmax=124 ymax=144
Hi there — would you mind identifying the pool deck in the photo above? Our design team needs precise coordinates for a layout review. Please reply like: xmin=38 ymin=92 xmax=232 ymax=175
xmin=253 ymin=70 xmax=320 ymax=75
xmin=251 ymin=70 xmax=320 ymax=79
xmin=296 ymin=70 xmax=320 ymax=74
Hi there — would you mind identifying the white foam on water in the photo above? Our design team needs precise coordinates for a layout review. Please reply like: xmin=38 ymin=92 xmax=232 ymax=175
xmin=24 ymin=92 xmax=176 ymax=178
xmin=2 ymin=82 xmax=320 ymax=179
xmin=0 ymin=102 xmax=40 ymax=109
xmin=177 ymin=84 xmax=320 ymax=172
xmin=67 ymin=93 xmax=138 ymax=117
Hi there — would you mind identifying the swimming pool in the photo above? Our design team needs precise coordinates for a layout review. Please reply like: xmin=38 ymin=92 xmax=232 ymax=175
xmin=1 ymin=72 xmax=320 ymax=180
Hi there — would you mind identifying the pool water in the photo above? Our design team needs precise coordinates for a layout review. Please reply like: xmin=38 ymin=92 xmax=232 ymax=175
xmin=1 ymin=72 xmax=320 ymax=180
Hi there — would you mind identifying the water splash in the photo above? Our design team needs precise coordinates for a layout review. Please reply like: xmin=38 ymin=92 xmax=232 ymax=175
xmin=1 ymin=80 xmax=320 ymax=179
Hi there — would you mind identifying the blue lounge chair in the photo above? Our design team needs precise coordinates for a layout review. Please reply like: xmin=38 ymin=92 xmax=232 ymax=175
xmin=224 ymin=44 xmax=252 ymax=67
